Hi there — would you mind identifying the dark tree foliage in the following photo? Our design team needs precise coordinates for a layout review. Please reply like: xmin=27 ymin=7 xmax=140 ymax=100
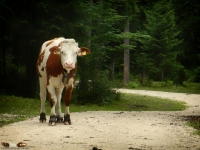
xmin=0 ymin=0 xmax=200 ymax=100
xmin=172 ymin=0 xmax=200 ymax=69
xmin=142 ymin=0 xmax=182 ymax=84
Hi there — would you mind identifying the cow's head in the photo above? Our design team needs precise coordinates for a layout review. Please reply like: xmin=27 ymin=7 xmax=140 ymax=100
xmin=56 ymin=39 xmax=90 ymax=72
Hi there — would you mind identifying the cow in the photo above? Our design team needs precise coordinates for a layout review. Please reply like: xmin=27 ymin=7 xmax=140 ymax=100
xmin=36 ymin=37 xmax=90 ymax=125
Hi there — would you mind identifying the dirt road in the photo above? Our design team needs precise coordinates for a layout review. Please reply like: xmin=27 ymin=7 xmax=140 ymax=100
xmin=0 ymin=89 xmax=200 ymax=150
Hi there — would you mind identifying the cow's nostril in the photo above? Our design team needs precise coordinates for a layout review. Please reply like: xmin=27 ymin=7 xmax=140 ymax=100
xmin=65 ymin=61 xmax=73 ymax=68
xmin=66 ymin=61 xmax=73 ymax=65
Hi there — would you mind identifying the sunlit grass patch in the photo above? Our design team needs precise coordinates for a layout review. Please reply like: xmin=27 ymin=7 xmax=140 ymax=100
xmin=0 ymin=95 xmax=45 ymax=116
xmin=125 ymin=81 xmax=200 ymax=94
xmin=70 ymin=94 xmax=187 ymax=112
xmin=0 ymin=95 xmax=50 ymax=127
xmin=0 ymin=114 xmax=27 ymax=127
xmin=117 ymin=93 xmax=187 ymax=111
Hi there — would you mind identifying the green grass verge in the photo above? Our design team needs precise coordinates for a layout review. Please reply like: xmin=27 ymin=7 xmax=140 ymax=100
xmin=185 ymin=116 xmax=200 ymax=136
xmin=125 ymin=81 xmax=200 ymax=94
xmin=117 ymin=94 xmax=187 ymax=111
xmin=0 ymin=94 xmax=187 ymax=127
xmin=0 ymin=95 xmax=42 ymax=127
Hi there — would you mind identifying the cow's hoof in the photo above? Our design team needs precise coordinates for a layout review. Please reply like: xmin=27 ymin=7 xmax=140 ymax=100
xmin=39 ymin=112 xmax=46 ymax=123
xmin=56 ymin=115 xmax=63 ymax=123
xmin=49 ymin=115 xmax=57 ymax=126
xmin=64 ymin=114 xmax=71 ymax=125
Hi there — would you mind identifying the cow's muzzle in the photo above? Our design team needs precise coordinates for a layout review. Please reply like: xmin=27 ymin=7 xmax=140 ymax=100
xmin=64 ymin=61 xmax=74 ymax=69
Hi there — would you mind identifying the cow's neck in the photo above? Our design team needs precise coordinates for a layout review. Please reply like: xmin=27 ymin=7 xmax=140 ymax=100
xmin=63 ymin=69 xmax=76 ymax=76
xmin=62 ymin=69 xmax=76 ymax=84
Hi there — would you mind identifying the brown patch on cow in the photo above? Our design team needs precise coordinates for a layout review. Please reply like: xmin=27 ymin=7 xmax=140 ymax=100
xmin=46 ymin=47 xmax=63 ymax=85
xmin=62 ymin=65 xmax=77 ymax=107
xmin=48 ymin=92 xmax=55 ymax=107
xmin=62 ymin=66 xmax=77 ymax=85
xmin=49 ymin=46 xmax=60 ymax=54
xmin=37 ymin=49 xmax=46 ymax=66
xmin=64 ymin=85 xmax=73 ymax=106
xmin=41 ymin=67 xmax=44 ymax=71
xmin=36 ymin=49 xmax=46 ymax=77
xmin=68 ymin=67 xmax=77 ymax=83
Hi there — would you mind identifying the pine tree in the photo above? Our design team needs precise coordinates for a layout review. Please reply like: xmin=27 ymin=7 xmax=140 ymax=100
xmin=140 ymin=0 xmax=182 ymax=84
xmin=73 ymin=1 xmax=123 ymax=105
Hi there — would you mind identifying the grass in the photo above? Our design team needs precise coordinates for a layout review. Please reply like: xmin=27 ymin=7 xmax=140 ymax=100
xmin=125 ymin=81 xmax=200 ymax=94
xmin=185 ymin=116 xmax=200 ymax=136
xmin=189 ymin=123 xmax=200 ymax=136
xmin=117 ymin=94 xmax=186 ymax=111
xmin=0 ymin=94 xmax=187 ymax=127
xmin=0 ymin=95 xmax=42 ymax=127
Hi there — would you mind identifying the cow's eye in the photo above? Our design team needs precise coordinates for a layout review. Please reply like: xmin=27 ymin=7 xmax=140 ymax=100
xmin=61 ymin=51 xmax=64 ymax=55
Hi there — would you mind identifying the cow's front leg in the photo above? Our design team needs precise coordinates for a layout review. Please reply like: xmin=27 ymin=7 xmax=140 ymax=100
xmin=64 ymin=107 xmax=71 ymax=125
xmin=47 ymin=87 xmax=58 ymax=126
xmin=49 ymin=115 xmax=57 ymax=126
xmin=48 ymin=94 xmax=57 ymax=126
xmin=39 ymin=112 xmax=46 ymax=123
xmin=55 ymin=87 xmax=64 ymax=123
xmin=63 ymin=85 xmax=73 ymax=125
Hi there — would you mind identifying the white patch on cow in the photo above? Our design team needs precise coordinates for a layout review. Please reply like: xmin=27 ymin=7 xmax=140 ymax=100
xmin=66 ymin=69 xmax=71 ymax=73
xmin=50 ymin=74 xmax=64 ymax=88
xmin=66 ymin=78 xmax=74 ymax=88
xmin=55 ymin=87 xmax=63 ymax=116
xmin=60 ymin=40 xmax=79 ymax=70
xmin=65 ymin=106 xmax=70 ymax=114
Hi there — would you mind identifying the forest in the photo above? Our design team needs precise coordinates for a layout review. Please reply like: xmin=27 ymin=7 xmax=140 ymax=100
xmin=0 ymin=0 xmax=200 ymax=103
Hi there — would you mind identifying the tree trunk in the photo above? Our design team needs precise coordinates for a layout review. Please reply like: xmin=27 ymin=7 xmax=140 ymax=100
xmin=123 ymin=18 xmax=130 ymax=85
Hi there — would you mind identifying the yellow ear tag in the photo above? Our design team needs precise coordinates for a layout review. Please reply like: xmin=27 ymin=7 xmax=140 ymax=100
xmin=54 ymin=51 xmax=57 ymax=54
xmin=82 ymin=51 xmax=86 ymax=55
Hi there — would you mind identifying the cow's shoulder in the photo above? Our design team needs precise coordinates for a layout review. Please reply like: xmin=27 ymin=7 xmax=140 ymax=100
xmin=40 ymin=37 xmax=65 ymax=53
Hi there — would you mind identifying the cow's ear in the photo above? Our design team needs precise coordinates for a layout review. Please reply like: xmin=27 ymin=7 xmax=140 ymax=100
xmin=49 ymin=46 xmax=61 ymax=54
xmin=78 ymin=47 xmax=90 ymax=56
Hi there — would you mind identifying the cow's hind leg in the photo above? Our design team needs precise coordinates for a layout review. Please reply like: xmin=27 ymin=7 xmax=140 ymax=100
xmin=63 ymin=85 xmax=73 ymax=125
xmin=39 ymin=78 xmax=47 ymax=123
xmin=64 ymin=113 xmax=71 ymax=125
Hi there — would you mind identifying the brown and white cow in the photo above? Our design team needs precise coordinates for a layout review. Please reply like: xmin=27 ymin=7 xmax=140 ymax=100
xmin=36 ymin=37 xmax=90 ymax=125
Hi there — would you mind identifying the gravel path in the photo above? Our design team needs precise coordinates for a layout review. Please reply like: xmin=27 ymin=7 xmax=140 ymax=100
xmin=0 ymin=89 xmax=200 ymax=150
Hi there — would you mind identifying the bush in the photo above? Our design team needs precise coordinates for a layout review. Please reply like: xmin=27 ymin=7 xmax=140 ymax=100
xmin=72 ymin=71 xmax=120 ymax=105
xmin=173 ymin=66 xmax=188 ymax=85
xmin=193 ymin=66 xmax=200 ymax=82
xmin=127 ymin=81 xmax=139 ymax=88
